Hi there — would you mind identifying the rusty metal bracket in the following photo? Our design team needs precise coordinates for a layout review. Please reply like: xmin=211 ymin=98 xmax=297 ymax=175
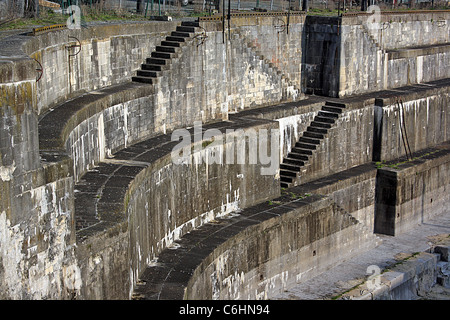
xmin=34 ymin=58 xmax=43 ymax=82
xmin=193 ymin=26 xmax=208 ymax=47
xmin=436 ymin=18 xmax=446 ymax=28
xmin=274 ymin=17 xmax=286 ymax=34
xmin=67 ymin=36 xmax=81 ymax=57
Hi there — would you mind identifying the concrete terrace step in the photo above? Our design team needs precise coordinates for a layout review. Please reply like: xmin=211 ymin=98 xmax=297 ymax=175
xmin=318 ymin=110 xmax=339 ymax=118
xmin=295 ymin=142 xmax=317 ymax=150
xmin=280 ymin=163 xmax=301 ymax=172
xmin=325 ymin=101 xmax=346 ymax=108
xmin=176 ymin=25 xmax=196 ymax=33
xmin=181 ymin=21 xmax=200 ymax=27
xmin=310 ymin=121 xmax=332 ymax=129
xmin=322 ymin=105 xmax=343 ymax=114
xmin=288 ymin=152 xmax=309 ymax=161
xmin=136 ymin=70 xmax=158 ymax=78
xmin=280 ymin=176 xmax=293 ymax=183
xmin=303 ymin=131 xmax=324 ymax=139
xmin=283 ymin=157 xmax=305 ymax=167
xmin=314 ymin=116 xmax=335 ymax=124
xmin=141 ymin=64 xmax=164 ymax=71
xmin=151 ymin=51 xmax=173 ymax=59
xmin=307 ymin=126 xmax=328 ymax=135
xmin=280 ymin=169 xmax=297 ymax=177
xmin=291 ymin=147 xmax=313 ymax=155
xmin=171 ymin=31 xmax=190 ymax=38
xmin=155 ymin=46 xmax=176 ymax=53
xmin=161 ymin=40 xmax=181 ymax=47
xmin=131 ymin=76 xmax=154 ymax=84
xmin=145 ymin=57 xmax=168 ymax=65
xmin=165 ymin=36 xmax=186 ymax=42
xmin=299 ymin=136 xmax=321 ymax=145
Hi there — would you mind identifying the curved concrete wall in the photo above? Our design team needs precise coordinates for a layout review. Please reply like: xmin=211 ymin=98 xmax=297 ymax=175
xmin=184 ymin=196 xmax=376 ymax=299
xmin=0 ymin=12 xmax=449 ymax=299
xmin=23 ymin=22 xmax=177 ymax=115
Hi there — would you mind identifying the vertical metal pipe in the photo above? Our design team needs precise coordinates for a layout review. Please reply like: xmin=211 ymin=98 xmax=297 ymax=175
xmin=287 ymin=0 xmax=291 ymax=34
xmin=227 ymin=0 xmax=231 ymax=40
xmin=222 ymin=0 xmax=225 ymax=43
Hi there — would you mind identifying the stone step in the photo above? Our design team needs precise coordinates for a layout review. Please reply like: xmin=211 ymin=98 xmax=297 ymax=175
xmin=318 ymin=110 xmax=339 ymax=119
xmin=314 ymin=116 xmax=335 ymax=124
xmin=299 ymin=136 xmax=320 ymax=145
xmin=181 ymin=21 xmax=200 ymax=27
xmin=295 ymin=142 xmax=317 ymax=150
xmin=322 ymin=105 xmax=343 ymax=114
xmin=156 ymin=46 xmax=176 ymax=53
xmin=280 ymin=182 xmax=290 ymax=188
xmin=307 ymin=126 xmax=328 ymax=135
xmin=325 ymin=101 xmax=346 ymax=108
xmin=176 ymin=25 xmax=196 ymax=33
xmin=151 ymin=51 xmax=172 ymax=59
xmin=291 ymin=147 xmax=313 ymax=155
xmin=303 ymin=131 xmax=324 ymax=139
xmin=141 ymin=64 xmax=163 ymax=71
xmin=283 ymin=157 xmax=305 ymax=167
xmin=280 ymin=169 xmax=297 ymax=177
xmin=166 ymin=36 xmax=186 ymax=42
xmin=280 ymin=163 xmax=301 ymax=172
xmin=161 ymin=40 xmax=181 ymax=47
xmin=146 ymin=57 xmax=168 ymax=65
xmin=280 ymin=176 xmax=293 ymax=183
xmin=310 ymin=121 xmax=332 ymax=129
xmin=132 ymin=76 xmax=154 ymax=84
xmin=171 ymin=31 xmax=190 ymax=38
xmin=137 ymin=70 xmax=158 ymax=78
xmin=287 ymin=152 xmax=309 ymax=161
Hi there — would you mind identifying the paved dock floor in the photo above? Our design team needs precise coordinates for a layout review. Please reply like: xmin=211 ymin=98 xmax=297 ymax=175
xmin=273 ymin=208 xmax=450 ymax=300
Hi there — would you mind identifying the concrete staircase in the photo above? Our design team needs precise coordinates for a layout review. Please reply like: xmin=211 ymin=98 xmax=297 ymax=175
xmin=235 ymin=30 xmax=301 ymax=102
xmin=132 ymin=21 xmax=200 ymax=84
xmin=280 ymin=101 xmax=346 ymax=188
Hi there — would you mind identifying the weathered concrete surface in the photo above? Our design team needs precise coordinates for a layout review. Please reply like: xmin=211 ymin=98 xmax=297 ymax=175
xmin=72 ymin=116 xmax=280 ymax=299
xmin=23 ymin=22 xmax=178 ymax=115
xmin=274 ymin=207 xmax=450 ymax=300
xmin=132 ymin=191 xmax=378 ymax=300
xmin=340 ymin=252 xmax=438 ymax=300
xmin=1 ymin=12 xmax=449 ymax=300
xmin=292 ymin=163 xmax=378 ymax=232
xmin=375 ymin=142 xmax=450 ymax=236
xmin=373 ymin=82 xmax=450 ymax=162
xmin=338 ymin=236 xmax=450 ymax=300
xmin=339 ymin=11 xmax=450 ymax=97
